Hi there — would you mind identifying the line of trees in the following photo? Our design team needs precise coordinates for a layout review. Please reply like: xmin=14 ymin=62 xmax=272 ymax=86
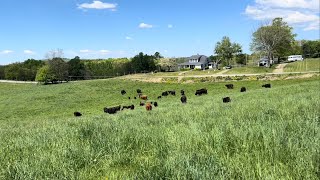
xmin=0 ymin=52 xmax=163 ymax=83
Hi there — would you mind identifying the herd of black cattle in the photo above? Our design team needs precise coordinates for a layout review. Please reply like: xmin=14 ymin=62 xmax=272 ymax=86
xmin=73 ymin=83 xmax=271 ymax=117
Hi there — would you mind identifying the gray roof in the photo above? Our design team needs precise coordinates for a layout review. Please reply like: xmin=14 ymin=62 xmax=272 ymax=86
xmin=178 ymin=55 xmax=209 ymax=65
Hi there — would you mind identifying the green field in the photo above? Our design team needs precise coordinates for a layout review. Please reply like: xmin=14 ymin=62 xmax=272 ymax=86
xmin=284 ymin=58 xmax=320 ymax=72
xmin=0 ymin=78 xmax=319 ymax=179
xmin=224 ymin=66 xmax=275 ymax=74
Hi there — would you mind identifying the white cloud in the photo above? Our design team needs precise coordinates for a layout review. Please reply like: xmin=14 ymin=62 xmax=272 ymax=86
xmin=0 ymin=50 xmax=14 ymax=54
xmin=23 ymin=50 xmax=35 ymax=55
xmin=78 ymin=1 xmax=117 ymax=10
xmin=99 ymin=50 xmax=110 ymax=54
xmin=125 ymin=36 xmax=132 ymax=40
xmin=168 ymin=24 xmax=173 ymax=28
xmin=79 ymin=49 xmax=92 ymax=53
xmin=139 ymin=23 xmax=153 ymax=29
xmin=245 ymin=0 xmax=320 ymax=31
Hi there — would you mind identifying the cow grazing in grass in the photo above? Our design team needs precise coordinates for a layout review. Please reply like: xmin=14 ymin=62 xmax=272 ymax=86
xmin=121 ymin=90 xmax=126 ymax=95
xmin=137 ymin=89 xmax=142 ymax=93
xmin=146 ymin=103 xmax=152 ymax=111
xmin=139 ymin=94 xmax=148 ymax=100
xmin=157 ymin=96 xmax=162 ymax=99
xmin=181 ymin=95 xmax=187 ymax=103
xmin=134 ymin=97 xmax=137 ymax=99
xmin=162 ymin=91 xmax=169 ymax=96
xmin=195 ymin=88 xmax=207 ymax=96
xmin=262 ymin=84 xmax=271 ymax=88
xmin=240 ymin=87 xmax=246 ymax=92
xmin=225 ymin=84 xmax=234 ymax=89
xmin=168 ymin=90 xmax=176 ymax=96
xmin=104 ymin=105 xmax=121 ymax=114
xmin=181 ymin=90 xmax=185 ymax=96
xmin=74 ymin=111 xmax=82 ymax=117
xmin=222 ymin=97 xmax=231 ymax=103
xmin=140 ymin=102 xmax=145 ymax=106
xmin=153 ymin=102 xmax=158 ymax=107
xmin=122 ymin=104 xmax=135 ymax=110
xmin=128 ymin=97 xmax=131 ymax=99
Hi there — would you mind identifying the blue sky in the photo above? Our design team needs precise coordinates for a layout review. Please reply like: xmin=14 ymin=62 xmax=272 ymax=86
xmin=0 ymin=0 xmax=319 ymax=65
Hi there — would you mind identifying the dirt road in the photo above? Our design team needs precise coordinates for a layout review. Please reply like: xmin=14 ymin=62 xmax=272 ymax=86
xmin=273 ymin=63 xmax=288 ymax=73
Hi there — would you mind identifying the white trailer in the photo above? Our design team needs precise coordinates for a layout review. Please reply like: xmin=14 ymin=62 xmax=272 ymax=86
xmin=288 ymin=55 xmax=303 ymax=62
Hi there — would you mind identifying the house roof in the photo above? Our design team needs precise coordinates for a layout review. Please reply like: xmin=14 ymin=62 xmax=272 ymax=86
xmin=178 ymin=55 xmax=208 ymax=66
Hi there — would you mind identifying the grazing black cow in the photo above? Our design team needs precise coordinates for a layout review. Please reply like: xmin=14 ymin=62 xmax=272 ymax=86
xmin=134 ymin=97 xmax=137 ymax=99
xmin=121 ymin=90 xmax=126 ymax=95
xmin=162 ymin=91 xmax=169 ymax=96
xmin=128 ymin=97 xmax=131 ymax=99
xmin=157 ymin=96 xmax=162 ymax=99
xmin=262 ymin=84 xmax=271 ymax=88
xmin=140 ymin=102 xmax=145 ymax=106
xmin=104 ymin=105 xmax=121 ymax=114
xmin=137 ymin=89 xmax=142 ymax=93
xmin=74 ymin=111 xmax=82 ymax=117
xmin=222 ymin=97 xmax=231 ymax=103
xmin=181 ymin=90 xmax=185 ymax=96
xmin=181 ymin=95 xmax=187 ymax=103
xmin=225 ymin=84 xmax=234 ymax=89
xmin=168 ymin=90 xmax=176 ymax=96
xmin=195 ymin=88 xmax=207 ymax=96
xmin=153 ymin=102 xmax=158 ymax=107
xmin=122 ymin=104 xmax=135 ymax=110
xmin=240 ymin=87 xmax=246 ymax=92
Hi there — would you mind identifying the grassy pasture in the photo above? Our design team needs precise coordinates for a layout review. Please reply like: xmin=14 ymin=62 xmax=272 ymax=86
xmin=284 ymin=58 xmax=320 ymax=72
xmin=0 ymin=78 xmax=319 ymax=179
xmin=223 ymin=66 xmax=275 ymax=74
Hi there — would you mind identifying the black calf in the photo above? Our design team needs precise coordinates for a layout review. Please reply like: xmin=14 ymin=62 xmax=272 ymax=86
xmin=74 ymin=111 xmax=82 ymax=117
xmin=157 ymin=96 xmax=162 ymax=99
xmin=140 ymin=102 xmax=145 ymax=106
xmin=121 ymin=90 xmax=126 ymax=95
xmin=162 ymin=91 xmax=169 ymax=96
xmin=137 ymin=89 xmax=142 ymax=93
xmin=181 ymin=90 xmax=185 ymax=96
xmin=104 ymin=105 xmax=121 ymax=114
xmin=153 ymin=102 xmax=158 ymax=107
xmin=195 ymin=88 xmax=207 ymax=96
xmin=240 ymin=87 xmax=246 ymax=92
xmin=262 ymin=84 xmax=271 ymax=88
xmin=181 ymin=95 xmax=187 ymax=103
xmin=122 ymin=105 xmax=135 ymax=110
xmin=222 ymin=97 xmax=231 ymax=103
xmin=225 ymin=84 xmax=234 ymax=89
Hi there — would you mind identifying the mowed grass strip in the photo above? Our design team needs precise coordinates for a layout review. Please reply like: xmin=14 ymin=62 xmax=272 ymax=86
xmin=224 ymin=66 xmax=275 ymax=74
xmin=284 ymin=58 xmax=320 ymax=72
xmin=0 ymin=78 xmax=319 ymax=179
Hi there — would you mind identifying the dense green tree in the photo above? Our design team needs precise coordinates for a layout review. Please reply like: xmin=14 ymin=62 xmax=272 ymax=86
xmin=251 ymin=18 xmax=296 ymax=66
xmin=68 ymin=56 xmax=86 ymax=80
xmin=157 ymin=58 xmax=177 ymax=71
xmin=302 ymin=40 xmax=320 ymax=58
xmin=214 ymin=36 xmax=242 ymax=66
xmin=48 ymin=58 xmax=69 ymax=82
xmin=131 ymin=52 xmax=156 ymax=73
xmin=0 ymin=66 xmax=6 ymax=79
xmin=235 ymin=53 xmax=247 ymax=65
xmin=154 ymin=52 xmax=163 ymax=59
xmin=35 ymin=65 xmax=51 ymax=84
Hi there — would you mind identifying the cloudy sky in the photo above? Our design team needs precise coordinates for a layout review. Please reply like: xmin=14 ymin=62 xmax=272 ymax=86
xmin=0 ymin=0 xmax=319 ymax=65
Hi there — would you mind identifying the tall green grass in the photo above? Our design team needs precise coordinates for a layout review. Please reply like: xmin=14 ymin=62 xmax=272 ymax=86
xmin=284 ymin=58 xmax=320 ymax=72
xmin=0 ymin=78 xmax=319 ymax=179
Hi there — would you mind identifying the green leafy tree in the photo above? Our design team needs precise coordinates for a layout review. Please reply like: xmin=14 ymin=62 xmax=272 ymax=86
xmin=48 ymin=58 xmax=69 ymax=82
xmin=214 ymin=36 xmax=242 ymax=66
xmin=302 ymin=40 xmax=320 ymax=58
xmin=154 ymin=52 xmax=163 ymax=60
xmin=35 ymin=65 xmax=51 ymax=83
xmin=131 ymin=52 xmax=156 ymax=73
xmin=68 ymin=56 xmax=86 ymax=80
xmin=0 ymin=66 xmax=5 ymax=79
xmin=251 ymin=18 xmax=296 ymax=66
xmin=157 ymin=58 xmax=177 ymax=71
xmin=236 ymin=53 xmax=247 ymax=65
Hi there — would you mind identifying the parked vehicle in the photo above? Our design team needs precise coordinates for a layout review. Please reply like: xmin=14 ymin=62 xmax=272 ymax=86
xmin=288 ymin=55 xmax=303 ymax=62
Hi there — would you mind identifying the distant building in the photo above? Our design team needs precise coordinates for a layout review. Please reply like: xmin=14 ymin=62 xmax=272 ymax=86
xmin=178 ymin=55 xmax=212 ymax=70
